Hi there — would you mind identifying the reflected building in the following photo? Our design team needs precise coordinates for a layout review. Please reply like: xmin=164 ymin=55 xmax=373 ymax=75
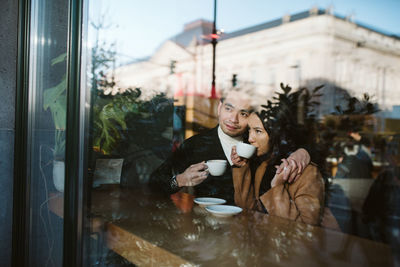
xmin=114 ymin=8 xmax=400 ymax=134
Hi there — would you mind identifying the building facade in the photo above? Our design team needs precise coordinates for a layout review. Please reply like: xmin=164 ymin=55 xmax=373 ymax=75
xmin=114 ymin=9 xmax=400 ymax=115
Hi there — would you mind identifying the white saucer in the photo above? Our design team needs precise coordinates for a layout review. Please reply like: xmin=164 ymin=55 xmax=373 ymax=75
xmin=194 ymin=197 xmax=226 ymax=207
xmin=205 ymin=205 xmax=243 ymax=217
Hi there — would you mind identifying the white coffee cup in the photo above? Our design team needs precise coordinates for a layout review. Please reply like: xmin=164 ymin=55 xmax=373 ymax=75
xmin=236 ymin=142 xmax=256 ymax=159
xmin=206 ymin=160 xmax=227 ymax=176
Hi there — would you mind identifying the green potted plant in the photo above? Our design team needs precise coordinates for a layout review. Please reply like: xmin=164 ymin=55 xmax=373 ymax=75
xmin=43 ymin=52 xmax=67 ymax=192
xmin=92 ymin=87 xmax=142 ymax=155
xmin=43 ymin=52 xmax=135 ymax=189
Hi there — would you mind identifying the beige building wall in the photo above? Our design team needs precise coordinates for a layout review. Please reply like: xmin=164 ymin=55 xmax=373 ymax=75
xmin=114 ymin=11 xmax=400 ymax=114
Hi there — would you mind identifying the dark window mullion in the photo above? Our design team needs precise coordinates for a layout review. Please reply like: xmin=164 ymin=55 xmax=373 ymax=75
xmin=63 ymin=0 xmax=85 ymax=266
xmin=12 ymin=0 xmax=32 ymax=266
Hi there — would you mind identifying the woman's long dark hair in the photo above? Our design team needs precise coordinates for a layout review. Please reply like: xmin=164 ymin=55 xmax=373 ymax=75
xmin=253 ymin=84 xmax=322 ymax=193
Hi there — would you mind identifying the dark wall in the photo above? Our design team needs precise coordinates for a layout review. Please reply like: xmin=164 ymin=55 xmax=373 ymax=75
xmin=0 ymin=0 xmax=18 ymax=266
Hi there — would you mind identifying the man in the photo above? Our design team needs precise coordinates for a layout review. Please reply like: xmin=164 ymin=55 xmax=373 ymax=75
xmin=150 ymin=89 xmax=309 ymax=204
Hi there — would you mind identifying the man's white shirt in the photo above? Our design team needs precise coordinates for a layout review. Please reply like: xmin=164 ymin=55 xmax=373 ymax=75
xmin=217 ymin=126 xmax=242 ymax=166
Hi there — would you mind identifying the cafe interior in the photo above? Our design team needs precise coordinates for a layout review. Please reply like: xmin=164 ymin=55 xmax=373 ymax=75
xmin=3 ymin=0 xmax=400 ymax=266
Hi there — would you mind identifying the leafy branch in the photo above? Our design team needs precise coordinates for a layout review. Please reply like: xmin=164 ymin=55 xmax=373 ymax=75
xmin=43 ymin=52 xmax=67 ymax=160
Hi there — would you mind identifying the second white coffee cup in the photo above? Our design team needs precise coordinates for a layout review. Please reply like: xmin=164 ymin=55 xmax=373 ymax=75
xmin=206 ymin=160 xmax=227 ymax=176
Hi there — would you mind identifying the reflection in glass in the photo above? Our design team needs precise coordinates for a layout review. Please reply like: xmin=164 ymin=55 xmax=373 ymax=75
xmin=82 ymin=2 xmax=400 ymax=266
xmin=28 ymin=0 xmax=69 ymax=265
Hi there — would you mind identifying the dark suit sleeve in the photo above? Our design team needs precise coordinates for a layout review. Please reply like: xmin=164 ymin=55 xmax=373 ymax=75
xmin=300 ymin=144 xmax=317 ymax=165
xmin=149 ymin=138 xmax=194 ymax=195
xmin=298 ymin=144 xmax=327 ymax=175
xmin=149 ymin=127 xmax=223 ymax=196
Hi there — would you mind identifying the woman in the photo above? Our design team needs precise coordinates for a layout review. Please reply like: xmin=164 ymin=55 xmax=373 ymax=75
xmin=231 ymin=103 xmax=325 ymax=226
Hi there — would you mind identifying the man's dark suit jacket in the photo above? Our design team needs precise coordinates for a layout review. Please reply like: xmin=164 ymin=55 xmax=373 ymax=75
xmin=150 ymin=126 xmax=236 ymax=204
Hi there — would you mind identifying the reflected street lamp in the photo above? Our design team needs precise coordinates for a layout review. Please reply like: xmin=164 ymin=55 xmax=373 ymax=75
xmin=211 ymin=0 xmax=218 ymax=98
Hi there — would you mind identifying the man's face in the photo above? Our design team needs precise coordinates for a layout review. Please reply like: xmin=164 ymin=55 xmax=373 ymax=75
xmin=218 ymin=91 xmax=252 ymax=137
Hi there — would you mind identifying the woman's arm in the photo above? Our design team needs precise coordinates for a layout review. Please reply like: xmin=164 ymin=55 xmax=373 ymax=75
xmin=260 ymin=164 xmax=324 ymax=225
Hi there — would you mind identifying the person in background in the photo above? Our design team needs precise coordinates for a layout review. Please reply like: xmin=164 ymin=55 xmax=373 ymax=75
xmin=150 ymin=88 xmax=310 ymax=204
xmin=362 ymin=137 xmax=400 ymax=264
xmin=350 ymin=131 xmax=374 ymax=167
xmin=335 ymin=132 xmax=373 ymax=179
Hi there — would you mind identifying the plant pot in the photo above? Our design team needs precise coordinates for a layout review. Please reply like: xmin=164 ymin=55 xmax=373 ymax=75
xmin=53 ymin=160 xmax=65 ymax=192
xmin=92 ymin=158 xmax=124 ymax=187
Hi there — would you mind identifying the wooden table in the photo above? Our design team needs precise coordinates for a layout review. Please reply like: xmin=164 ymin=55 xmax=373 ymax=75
xmin=50 ymin=184 xmax=394 ymax=266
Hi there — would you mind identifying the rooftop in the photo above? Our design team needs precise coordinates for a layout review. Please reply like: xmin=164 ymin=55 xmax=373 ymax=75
xmin=171 ymin=8 xmax=400 ymax=47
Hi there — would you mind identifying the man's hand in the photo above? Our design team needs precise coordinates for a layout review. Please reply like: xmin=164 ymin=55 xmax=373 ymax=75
xmin=176 ymin=162 xmax=209 ymax=187
xmin=271 ymin=171 xmax=286 ymax=188
xmin=231 ymin=146 xmax=248 ymax=167
xmin=275 ymin=148 xmax=310 ymax=183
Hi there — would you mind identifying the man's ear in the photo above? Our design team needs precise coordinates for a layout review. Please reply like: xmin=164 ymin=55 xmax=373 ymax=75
xmin=217 ymin=101 xmax=222 ymax=116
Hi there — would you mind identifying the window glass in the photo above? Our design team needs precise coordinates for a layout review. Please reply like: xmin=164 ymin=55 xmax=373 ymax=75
xmin=28 ymin=0 xmax=69 ymax=265
xmin=82 ymin=1 xmax=400 ymax=266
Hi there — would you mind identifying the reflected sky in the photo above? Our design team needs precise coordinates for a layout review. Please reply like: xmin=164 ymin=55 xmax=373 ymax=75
xmin=89 ymin=0 xmax=400 ymax=64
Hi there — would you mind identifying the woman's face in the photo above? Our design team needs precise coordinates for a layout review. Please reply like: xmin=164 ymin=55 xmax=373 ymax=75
xmin=248 ymin=113 xmax=269 ymax=156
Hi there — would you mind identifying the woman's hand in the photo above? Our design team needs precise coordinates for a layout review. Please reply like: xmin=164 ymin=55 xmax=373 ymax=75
xmin=274 ymin=148 xmax=310 ymax=183
xmin=231 ymin=146 xmax=248 ymax=167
